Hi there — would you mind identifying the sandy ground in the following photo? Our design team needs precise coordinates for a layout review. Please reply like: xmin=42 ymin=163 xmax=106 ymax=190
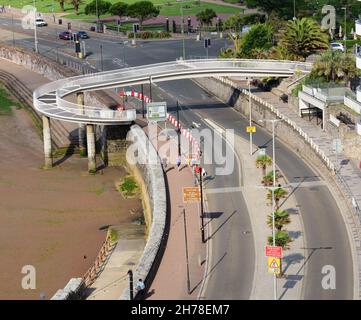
xmin=0 ymin=106 xmax=142 ymax=300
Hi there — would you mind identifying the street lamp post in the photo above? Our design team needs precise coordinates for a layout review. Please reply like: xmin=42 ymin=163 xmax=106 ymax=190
xmin=342 ymin=7 xmax=347 ymax=53
xmin=33 ymin=0 xmax=38 ymax=53
xmin=100 ymin=44 xmax=103 ymax=71
xmin=180 ymin=2 xmax=185 ymax=59
xmin=96 ymin=0 xmax=99 ymax=32
xmin=293 ymin=0 xmax=296 ymax=20
xmin=248 ymin=79 xmax=253 ymax=155
xmin=259 ymin=118 xmax=282 ymax=301
xmin=176 ymin=100 xmax=181 ymax=157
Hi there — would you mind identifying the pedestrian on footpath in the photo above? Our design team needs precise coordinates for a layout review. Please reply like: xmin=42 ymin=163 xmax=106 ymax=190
xmin=201 ymin=167 xmax=207 ymax=178
xmin=136 ymin=279 xmax=145 ymax=299
xmin=177 ymin=157 xmax=181 ymax=171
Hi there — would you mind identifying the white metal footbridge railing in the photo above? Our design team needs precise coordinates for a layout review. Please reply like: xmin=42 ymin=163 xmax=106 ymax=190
xmin=33 ymin=59 xmax=312 ymax=125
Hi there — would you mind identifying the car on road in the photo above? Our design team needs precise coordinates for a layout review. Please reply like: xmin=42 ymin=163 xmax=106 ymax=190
xmin=76 ymin=31 xmax=89 ymax=39
xmin=59 ymin=31 xmax=72 ymax=40
xmin=35 ymin=17 xmax=47 ymax=27
xmin=330 ymin=42 xmax=345 ymax=52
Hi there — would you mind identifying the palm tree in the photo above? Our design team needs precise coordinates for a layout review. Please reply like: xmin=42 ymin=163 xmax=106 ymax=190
xmin=267 ymin=187 xmax=288 ymax=209
xmin=268 ymin=230 xmax=292 ymax=249
xmin=267 ymin=209 xmax=291 ymax=231
xmin=262 ymin=170 xmax=280 ymax=186
xmin=279 ymin=17 xmax=329 ymax=60
xmin=256 ymin=154 xmax=272 ymax=177
xmin=310 ymin=50 xmax=360 ymax=85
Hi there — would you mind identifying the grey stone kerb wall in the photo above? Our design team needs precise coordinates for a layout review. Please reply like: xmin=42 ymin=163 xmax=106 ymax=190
xmin=120 ymin=125 xmax=167 ymax=300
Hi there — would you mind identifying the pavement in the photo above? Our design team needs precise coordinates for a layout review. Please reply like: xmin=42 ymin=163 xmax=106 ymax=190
xmin=141 ymin=119 xmax=206 ymax=300
xmin=86 ymin=226 xmax=146 ymax=300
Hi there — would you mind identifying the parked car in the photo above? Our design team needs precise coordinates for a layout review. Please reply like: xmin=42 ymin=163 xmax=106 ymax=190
xmin=330 ymin=42 xmax=345 ymax=52
xmin=35 ymin=18 xmax=47 ymax=27
xmin=59 ymin=31 xmax=72 ymax=40
xmin=76 ymin=31 xmax=89 ymax=39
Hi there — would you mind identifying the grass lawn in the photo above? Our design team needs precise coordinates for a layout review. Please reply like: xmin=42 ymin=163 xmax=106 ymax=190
xmin=0 ymin=0 xmax=242 ymax=21
xmin=0 ymin=83 xmax=21 ymax=115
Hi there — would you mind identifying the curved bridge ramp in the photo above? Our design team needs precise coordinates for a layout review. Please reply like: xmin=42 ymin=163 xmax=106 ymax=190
xmin=33 ymin=59 xmax=312 ymax=125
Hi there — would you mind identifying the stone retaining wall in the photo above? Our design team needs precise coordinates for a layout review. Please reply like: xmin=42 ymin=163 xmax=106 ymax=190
xmin=120 ymin=125 xmax=167 ymax=300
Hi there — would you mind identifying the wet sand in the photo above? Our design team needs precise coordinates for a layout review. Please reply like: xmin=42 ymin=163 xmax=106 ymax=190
xmin=0 ymin=106 xmax=142 ymax=299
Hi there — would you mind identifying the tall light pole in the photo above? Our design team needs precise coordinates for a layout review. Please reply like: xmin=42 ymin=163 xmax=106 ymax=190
xmin=96 ymin=0 xmax=99 ymax=32
xmin=180 ymin=2 xmax=185 ymax=59
xmin=248 ymin=79 xmax=253 ymax=155
xmin=342 ymin=7 xmax=347 ymax=53
xmin=259 ymin=118 xmax=282 ymax=301
xmin=33 ymin=0 xmax=38 ymax=53
xmin=293 ymin=0 xmax=296 ymax=20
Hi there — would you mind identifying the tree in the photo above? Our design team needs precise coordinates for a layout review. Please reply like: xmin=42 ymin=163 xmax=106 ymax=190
xmin=267 ymin=187 xmax=288 ymax=209
xmin=267 ymin=210 xmax=291 ymax=231
xmin=256 ymin=154 xmax=272 ymax=177
xmin=245 ymin=0 xmax=294 ymax=19
xmin=55 ymin=0 xmax=65 ymax=12
xmin=223 ymin=13 xmax=243 ymax=32
xmin=262 ymin=170 xmax=280 ymax=186
xmin=127 ymin=1 xmax=160 ymax=29
xmin=268 ymin=230 xmax=292 ymax=249
xmin=84 ymin=0 xmax=112 ymax=19
xmin=238 ymin=23 xmax=273 ymax=58
xmin=279 ymin=18 xmax=329 ymax=60
xmin=196 ymin=8 xmax=217 ymax=27
xmin=109 ymin=2 xmax=128 ymax=18
xmin=310 ymin=50 xmax=360 ymax=85
xmin=68 ymin=0 xmax=83 ymax=16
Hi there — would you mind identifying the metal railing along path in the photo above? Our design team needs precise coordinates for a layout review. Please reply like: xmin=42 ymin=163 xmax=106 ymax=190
xmin=33 ymin=59 xmax=312 ymax=125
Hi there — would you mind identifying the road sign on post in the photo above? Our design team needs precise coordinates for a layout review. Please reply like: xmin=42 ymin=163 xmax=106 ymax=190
xmin=183 ymin=187 xmax=201 ymax=203
xmin=265 ymin=245 xmax=283 ymax=258
xmin=146 ymin=102 xmax=167 ymax=122
xmin=268 ymin=257 xmax=281 ymax=274
xmin=246 ymin=126 xmax=256 ymax=133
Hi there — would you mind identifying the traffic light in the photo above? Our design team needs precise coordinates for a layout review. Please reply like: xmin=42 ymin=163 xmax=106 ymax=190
xmin=204 ymin=38 xmax=211 ymax=48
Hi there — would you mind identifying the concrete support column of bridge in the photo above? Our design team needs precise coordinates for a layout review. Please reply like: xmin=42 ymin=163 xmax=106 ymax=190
xmin=77 ymin=92 xmax=87 ymax=156
xmin=86 ymin=124 xmax=96 ymax=173
xmin=42 ymin=115 xmax=53 ymax=169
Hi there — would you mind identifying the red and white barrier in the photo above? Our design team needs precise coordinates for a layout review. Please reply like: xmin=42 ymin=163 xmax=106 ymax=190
xmin=167 ymin=113 xmax=200 ymax=159
xmin=118 ymin=90 xmax=152 ymax=103
xmin=117 ymin=89 xmax=200 ymax=159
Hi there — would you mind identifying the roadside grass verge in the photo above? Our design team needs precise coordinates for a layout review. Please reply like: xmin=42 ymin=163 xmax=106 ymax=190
xmin=0 ymin=0 xmax=241 ymax=21
xmin=0 ymin=84 xmax=22 ymax=115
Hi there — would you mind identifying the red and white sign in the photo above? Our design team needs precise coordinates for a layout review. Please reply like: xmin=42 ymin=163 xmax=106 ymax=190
xmin=265 ymin=246 xmax=283 ymax=258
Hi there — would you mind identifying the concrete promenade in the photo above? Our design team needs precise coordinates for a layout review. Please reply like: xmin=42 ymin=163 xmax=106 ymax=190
xmin=142 ymin=120 xmax=206 ymax=300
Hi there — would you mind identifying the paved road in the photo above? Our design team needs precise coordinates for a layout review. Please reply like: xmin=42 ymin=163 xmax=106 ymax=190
xmin=148 ymin=79 xmax=354 ymax=299
xmin=1 ymin=16 xmax=354 ymax=299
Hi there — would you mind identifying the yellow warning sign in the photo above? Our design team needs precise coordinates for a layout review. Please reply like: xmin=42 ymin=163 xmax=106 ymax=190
xmin=268 ymin=257 xmax=281 ymax=274
xmin=246 ymin=126 xmax=256 ymax=133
